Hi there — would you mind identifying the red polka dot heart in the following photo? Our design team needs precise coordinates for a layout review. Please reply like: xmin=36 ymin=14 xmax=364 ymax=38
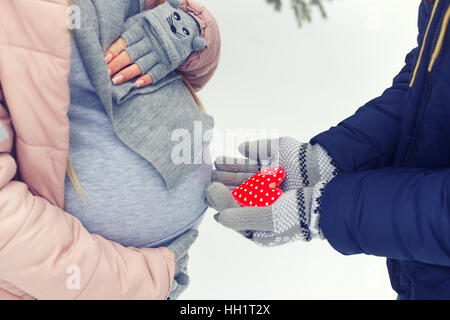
xmin=232 ymin=167 xmax=286 ymax=207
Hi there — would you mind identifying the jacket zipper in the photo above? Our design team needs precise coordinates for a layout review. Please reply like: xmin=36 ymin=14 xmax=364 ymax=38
xmin=410 ymin=0 xmax=441 ymax=87
xmin=403 ymin=6 xmax=447 ymax=166
xmin=429 ymin=5 xmax=450 ymax=71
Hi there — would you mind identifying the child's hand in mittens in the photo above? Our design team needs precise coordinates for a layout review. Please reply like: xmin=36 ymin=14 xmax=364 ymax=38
xmin=105 ymin=0 xmax=206 ymax=87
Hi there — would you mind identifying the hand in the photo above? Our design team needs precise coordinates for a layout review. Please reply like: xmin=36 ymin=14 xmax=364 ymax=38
xmin=207 ymin=138 xmax=339 ymax=246
xmin=105 ymin=37 xmax=153 ymax=88
xmin=167 ymin=254 xmax=190 ymax=300
xmin=104 ymin=0 xmax=206 ymax=88
xmin=213 ymin=138 xmax=334 ymax=191
xmin=207 ymin=182 xmax=317 ymax=246
xmin=165 ymin=229 xmax=198 ymax=300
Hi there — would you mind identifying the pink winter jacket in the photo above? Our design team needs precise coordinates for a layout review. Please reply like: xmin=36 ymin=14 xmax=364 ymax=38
xmin=0 ymin=0 xmax=220 ymax=300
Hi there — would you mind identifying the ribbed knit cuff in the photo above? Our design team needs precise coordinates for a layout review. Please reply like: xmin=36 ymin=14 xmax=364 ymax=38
xmin=309 ymin=144 xmax=339 ymax=239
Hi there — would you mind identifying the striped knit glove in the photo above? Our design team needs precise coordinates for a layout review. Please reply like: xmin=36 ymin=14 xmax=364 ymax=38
xmin=206 ymin=138 xmax=339 ymax=246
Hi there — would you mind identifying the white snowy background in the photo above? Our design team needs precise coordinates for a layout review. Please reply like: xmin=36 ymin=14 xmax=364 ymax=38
xmin=187 ymin=0 xmax=422 ymax=299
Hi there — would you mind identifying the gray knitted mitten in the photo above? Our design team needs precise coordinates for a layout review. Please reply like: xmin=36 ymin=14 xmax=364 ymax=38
xmin=121 ymin=0 xmax=206 ymax=84
xmin=208 ymin=138 xmax=339 ymax=246
xmin=166 ymin=229 xmax=198 ymax=300
xmin=168 ymin=254 xmax=190 ymax=300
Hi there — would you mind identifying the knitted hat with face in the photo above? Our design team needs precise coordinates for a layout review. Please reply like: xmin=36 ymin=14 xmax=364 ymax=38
xmin=145 ymin=0 xmax=221 ymax=91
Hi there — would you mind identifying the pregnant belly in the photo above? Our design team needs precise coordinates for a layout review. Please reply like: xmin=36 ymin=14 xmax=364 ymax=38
xmin=64 ymin=148 xmax=212 ymax=248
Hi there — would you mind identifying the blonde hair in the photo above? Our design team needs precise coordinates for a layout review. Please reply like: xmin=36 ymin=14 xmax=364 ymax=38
xmin=67 ymin=79 xmax=206 ymax=201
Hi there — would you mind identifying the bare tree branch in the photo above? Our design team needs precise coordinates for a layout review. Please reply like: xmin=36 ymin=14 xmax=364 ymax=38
xmin=266 ymin=0 xmax=332 ymax=27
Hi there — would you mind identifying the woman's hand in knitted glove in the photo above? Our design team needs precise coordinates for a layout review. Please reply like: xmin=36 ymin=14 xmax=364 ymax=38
xmin=207 ymin=138 xmax=339 ymax=246
xmin=165 ymin=229 xmax=198 ymax=300
xmin=167 ymin=253 xmax=190 ymax=300
xmin=104 ymin=0 xmax=206 ymax=87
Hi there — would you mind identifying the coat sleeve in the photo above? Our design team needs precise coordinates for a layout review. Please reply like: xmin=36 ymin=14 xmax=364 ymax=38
xmin=320 ymin=167 xmax=450 ymax=267
xmin=0 ymin=97 xmax=175 ymax=300
xmin=310 ymin=1 xmax=431 ymax=173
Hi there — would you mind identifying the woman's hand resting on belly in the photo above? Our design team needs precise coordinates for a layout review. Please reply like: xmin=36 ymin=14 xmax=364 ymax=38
xmin=165 ymin=229 xmax=199 ymax=300
xmin=103 ymin=0 xmax=206 ymax=88
xmin=104 ymin=37 xmax=154 ymax=88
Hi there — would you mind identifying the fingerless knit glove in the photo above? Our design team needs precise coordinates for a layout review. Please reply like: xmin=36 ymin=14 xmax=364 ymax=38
xmin=121 ymin=0 xmax=206 ymax=84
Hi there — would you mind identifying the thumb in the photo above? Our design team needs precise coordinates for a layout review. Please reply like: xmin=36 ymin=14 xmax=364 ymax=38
xmin=206 ymin=182 xmax=240 ymax=211
xmin=217 ymin=206 xmax=274 ymax=232
xmin=238 ymin=139 xmax=281 ymax=162
xmin=167 ymin=230 xmax=199 ymax=261
xmin=174 ymin=254 xmax=189 ymax=276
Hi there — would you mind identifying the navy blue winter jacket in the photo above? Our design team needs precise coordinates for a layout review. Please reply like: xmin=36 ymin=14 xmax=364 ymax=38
xmin=311 ymin=0 xmax=450 ymax=299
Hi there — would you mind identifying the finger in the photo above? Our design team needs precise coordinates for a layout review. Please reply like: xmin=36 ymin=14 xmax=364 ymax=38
xmin=121 ymin=24 xmax=144 ymax=47
xmin=214 ymin=156 xmax=260 ymax=173
xmin=105 ymin=37 xmax=128 ymax=64
xmin=206 ymin=182 xmax=240 ymax=211
xmin=238 ymin=139 xmax=280 ymax=162
xmin=112 ymin=64 xmax=142 ymax=85
xmin=166 ymin=230 xmax=199 ymax=261
xmin=217 ymin=207 xmax=274 ymax=232
xmin=174 ymin=254 xmax=189 ymax=276
xmin=125 ymin=37 xmax=152 ymax=63
xmin=168 ymin=273 xmax=189 ymax=300
xmin=135 ymin=74 xmax=153 ymax=88
xmin=107 ymin=51 xmax=132 ymax=78
xmin=135 ymin=52 xmax=159 ymax=74
xmin=168 ymin=279 xmax=178 ymax=300
xmin=175 ymin=271 xmax=190 ymax=286
xmin=211 ymin=170 xmax=254 ymax=187
xmin=214 ymin=214 xmax=254 ymax=238
xmin=146 ymin=63 xmax=167 ymax=84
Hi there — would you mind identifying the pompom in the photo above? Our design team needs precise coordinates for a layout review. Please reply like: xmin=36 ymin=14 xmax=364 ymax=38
xmin=167 ymin=0 xmax=181 ymax=8
xmin=192 ymin=36 xmax=206 ymax=52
